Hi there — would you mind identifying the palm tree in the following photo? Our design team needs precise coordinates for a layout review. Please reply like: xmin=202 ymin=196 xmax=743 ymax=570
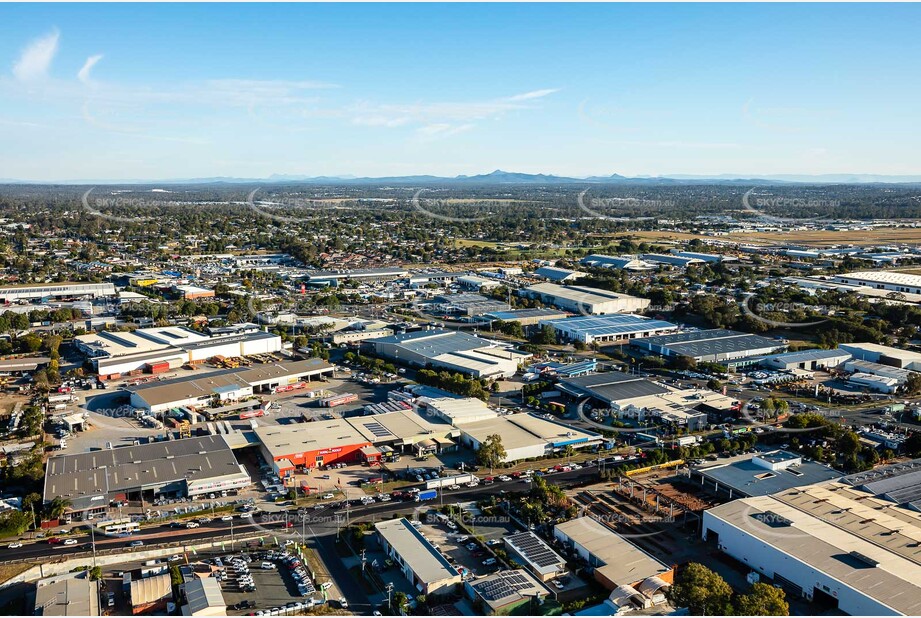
xmin=47 ymin=497 xmax=71 ymax=521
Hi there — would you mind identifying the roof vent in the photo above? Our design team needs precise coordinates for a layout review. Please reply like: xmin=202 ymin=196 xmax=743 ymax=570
xmin=849 ymin=551 xmax=879 ymax=567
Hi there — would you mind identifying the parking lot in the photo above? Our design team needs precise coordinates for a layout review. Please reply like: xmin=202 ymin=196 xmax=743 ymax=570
xmin=207 ymin=547 xmax=347 ymax=615
xmin=419 ymin=519 xmax=502 ymax=579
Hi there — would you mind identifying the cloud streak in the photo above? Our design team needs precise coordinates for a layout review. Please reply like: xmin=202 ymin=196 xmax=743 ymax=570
xmin=12 ymin=28 xmax=60 ymax=81
xmin=77 ymin=54 xmax=103 ymax=83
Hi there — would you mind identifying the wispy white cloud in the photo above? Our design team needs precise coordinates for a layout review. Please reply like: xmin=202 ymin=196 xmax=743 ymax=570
xmin=416 ymin=123 xmax=475 ymax=139
xmin=506 ymin=88 xmax=559 ymax=102
xmin=12 ymin=28 xmax=60 ymax=81
xmin=349 ymin=88 xmax=559 ymax=134
xmin=77 ymin=54 xmax=103 ymax=83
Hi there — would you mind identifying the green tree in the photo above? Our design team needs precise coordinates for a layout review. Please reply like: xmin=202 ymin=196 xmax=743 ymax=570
xmin=734 ymin=582 xmax=790 ymax=616
xmin=46 ymin=497 xmax=72 ymax=521
xmin=903 ymin=372 xmax=921 ymax=396
xmin=837 ymin=431 xmax=861 ymax=457
xmin=667 ymin=563 xmax=733 ymax=616
xmin=475 ymin=434 xmax=507 ymax=473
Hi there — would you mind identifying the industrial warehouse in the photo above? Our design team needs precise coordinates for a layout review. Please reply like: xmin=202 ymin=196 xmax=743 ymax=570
xmin=254 ymin=407 xmax=456 ymax=474
xmin=520 ymin=282 xmax=651 ymax=315
xmin=631 ymin=329 xmax=784 ymax=367
xmin=254 ymin=399 xmax=599 ymax=473
xmin=539 ymin=314 xmax=678 ymax=344
xmin=703 ymin=474 xmax=921 ymax=616
xmin=0 ymin=281 xmax=117 ymax=302
xmin=558 ymin=372 xmax=740 ymax=430
xmin=553 ymin=517 xmax=674 ymax=606
xmin=126 ymin=358 xmax=334 ymax=413
xmin=366 ymin=329 xmax=530 ymax=378
xmin=76 ymin=326 xmax=284 ymax=379
xmin=42 ymin=435 xmax=251 ymax=517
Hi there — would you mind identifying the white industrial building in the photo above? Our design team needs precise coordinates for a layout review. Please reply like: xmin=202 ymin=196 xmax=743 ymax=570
xmin=76 ymin=327 xmax=283 ymax=379
xmin=127 ymin=358 xmax=334 ymax=413
xmin=580 ymin=254 xmax=655 ymax=271
xmin=554 ymin=517 xmax=673 ymax=598
xmin=640 ymin=253 xmax=705 ymax=268
xmin=521 ymin=282 xmax=651 ymax=315
xmin=847 ymin=372 xmax=901 ymax=394
xmin=832 ymin=271 xmax=921 ymax=295
xmin=0 ymin=281 xmax=117 ymax=302
xmin=418 ymin=397 xmax=499 ymax=425
xmin=457 ymin=275 xmax=503 ymax=291
xmin=533 ymin=266 xmax=585 ymax=282
xmin=367 ymin=329 xmax=530 ymax=378
xmin=540 ymin=314 xmax=678 ymax=344
xmin=760 ymin=348 xmax=852 ymax=371
xmin=375 ymin=518 xmax=462 ymax=596
xmin=702 ymin=481 xmax=921 ymax=616
xmin=838 ymin=342 xmax=921 ymax=371
xmin=843 ymin=359 xmax=914 ymax=385
xmin=672 ymin=250 xmax=736 ymax=263
xmin=458 ymin=413 xmax=601 ymax=462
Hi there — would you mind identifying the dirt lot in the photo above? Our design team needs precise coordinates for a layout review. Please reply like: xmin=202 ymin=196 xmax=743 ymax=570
xmin=622 ymin=227 xmax=921 ymax=247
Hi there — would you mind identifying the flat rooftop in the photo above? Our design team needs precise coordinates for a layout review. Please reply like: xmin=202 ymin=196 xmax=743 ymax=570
xmin=555 ymin=517 xmax=670 ymax=587
xmin=43 ymin=435 xmax=245 ymax=508
xmin=633 ymin=329 xmax=781 ymax=358
xmin=126 ymin=359 xmax=332 ymax=406
xmin=468 ymin=570 xmax=547 ymax=611
xmin=461 ymin=413 xmax=599 ymax=451
xmin=349 ymin=408 xmax=455 ymax=444
xmin=541 ymin=314 xmax=677 ymax=337
xmin=558 ymin=372 xmax=670 ymax=404
xmin=177 ymin=330 xmax=278 ymax=351
xmin=708 ymin=488 xmax=921 ymax=615
xmin=375 ymin=518 xmax=459 ymax=584
xmin=698 ymin=453 xmax=841 ymax=497
xmin=524 ymin=282 xmax=646 ymax=305
xmin=255 ymin=419 xmax=370 ymax=459
xmin=761 ymin=348 xmax=852 ymax=364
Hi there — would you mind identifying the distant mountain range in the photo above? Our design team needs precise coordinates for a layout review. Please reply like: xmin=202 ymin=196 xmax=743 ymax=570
xmin=2 ymin=169 xmax=921 ymax=186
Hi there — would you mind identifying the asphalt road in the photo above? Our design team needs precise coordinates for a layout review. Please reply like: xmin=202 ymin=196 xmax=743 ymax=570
xmin=1 ymin=468 xmax=599 ymax=612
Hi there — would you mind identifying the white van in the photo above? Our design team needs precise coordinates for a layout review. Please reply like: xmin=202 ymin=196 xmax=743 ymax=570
xmin=261 ymin=561 xmax=276 ymax=570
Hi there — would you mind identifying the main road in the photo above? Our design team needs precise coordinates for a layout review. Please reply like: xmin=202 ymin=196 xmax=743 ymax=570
xmin=2 ymin=467 xmax=599 ymax=612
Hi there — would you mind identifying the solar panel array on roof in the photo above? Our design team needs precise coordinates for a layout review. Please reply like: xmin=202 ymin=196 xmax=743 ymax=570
xmin=542 ymin=314 xmax=677 ymax=337
xmin=355 ymin=420 xmax=395 ymax=439
xmin=506 ymin=531 xmax=565 ymax=569
xmin=472 ymin=571 xmax=537 ymax=601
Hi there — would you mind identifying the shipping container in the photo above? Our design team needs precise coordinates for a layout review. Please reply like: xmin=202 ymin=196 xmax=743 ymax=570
xmin=320 ymin=393 xmax=359 ymax=407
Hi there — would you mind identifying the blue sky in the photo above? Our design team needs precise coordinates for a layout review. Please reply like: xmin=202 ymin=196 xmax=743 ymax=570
xmin=1 ymin=3 xmax=919 ymax=181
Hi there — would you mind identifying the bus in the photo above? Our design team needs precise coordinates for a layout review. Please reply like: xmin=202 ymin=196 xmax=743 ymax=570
xmin=97 ymin=517 xmax=140 ymax=537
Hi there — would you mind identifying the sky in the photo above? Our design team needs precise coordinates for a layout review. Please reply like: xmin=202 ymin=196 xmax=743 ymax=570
xmin=1 ymin=3 xmax=919 ymax=181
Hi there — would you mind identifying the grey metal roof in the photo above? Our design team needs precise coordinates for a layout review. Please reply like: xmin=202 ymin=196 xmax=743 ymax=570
xmin=484 ymin=308 xmax=569 ymax=321
xmin=43 ymin=435 xmax=247 ymax=509
xmin=178 ymin=330 xmax=278 ymax=351
xmin=559 ymin=372 xmax=669 ymax=404
xmin=699 ymin=455 xmax=842 ymax=497
xmin=375 ymin=518 xmax=459 ymax=584
xmin=542 ymin=314 xmax=676 ymax=337
xmin=842 ymin=459 xmax=921 ymax=506
xmin=762 ymin=348 xmax=852 ymax=364
xmin=373 ymin=329 xmax=487 ymax=355
xmin=634 ymin=329 xmax=780 ymax=358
